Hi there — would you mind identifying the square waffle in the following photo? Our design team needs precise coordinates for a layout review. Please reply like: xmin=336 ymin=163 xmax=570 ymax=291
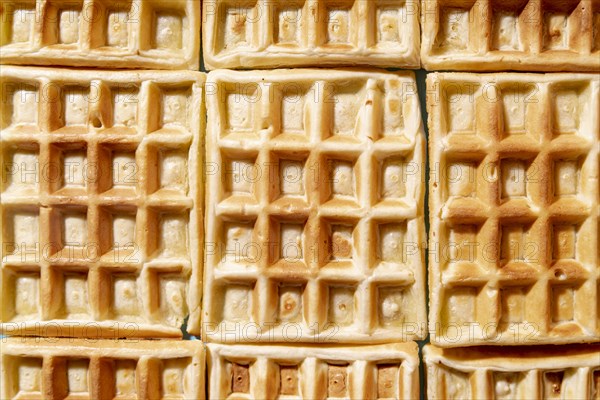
xmin=421 ymin=0 xmax=600 ymax=71
xmin=0 ymin=338 xmax=205 ymax=399
xmin=0 ymin=66 xmax=205 ymax=338
xmin=208 ymin=342 xmax=419 ymax=399
xmin=428 ymin=72 xmax=600 ymax=347
xmin=424 ymin=344 xmax=600 ymax=399
xmin=202 ymin=0 xmax=421 ymax=70
xmin=202 ymin=69 xmax=426 ymax=343
xmin=0 ymin=0 xmax=200 ymax=69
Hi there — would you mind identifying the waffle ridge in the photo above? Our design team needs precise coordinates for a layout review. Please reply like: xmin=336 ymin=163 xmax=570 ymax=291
xmin=202 ymin=69 xmax=426 ymax=343
xmin=0 ymin=338 xmax=205 ymax=399
xmin=208 ymin=342 xmax=419 ymax=399
xmin=428 ymin=72 xmax=600 ymax=347
xmin=0 ymin=66 xmax=204 ymax=338
xmin=202 ymin=0 xmax=420 ymax=70
xmin=421 ymin=0 xmax=600 ymax=71
xmin=424 ymin=344 xmax=600 ymax=399
xmin=0 ymin=0 xmax=200 ymax=69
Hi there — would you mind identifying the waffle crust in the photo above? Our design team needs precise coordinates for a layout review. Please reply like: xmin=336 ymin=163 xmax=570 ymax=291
xmin=424 ymin=344 xmax=600 ymax=399
xmin=0 ymin=338 xmax=205 ymax=399
xmin=0 ymin=0 xmax=200 ymax=70
xmin=203 ymin=0 xmax=420 ymax=70
xmin=421 ymin=0 xmax=600 ymax=71
xmin=203 ymin=68 xmax=427 ymax=343
xmin=208 ymin=342 xmax=419 ymax=399
xmin=0 ymin=66 xmax=205 ymax=338
xmin=428 ymin=72 xmax=600 ymax=347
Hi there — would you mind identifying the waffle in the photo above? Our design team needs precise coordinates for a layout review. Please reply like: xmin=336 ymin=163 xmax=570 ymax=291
xmin=421 ymin=0 xmax=600 ymax=71
xmin=202 ymin=69 xmax=426 ymax=343
xmin=0 ymin=0 xmax=200 ymax=70
xmin=0 ymin=337 xmax=205 ymax=399
xmin=207 ymin=342 xmax=419 ymax=399
xmin=424 ymin=344 xmax=600 ymax=399
xmin=0 ymin=66 xmax=204 ymax=338
xmin=428 ymin=72 xmax=600 ymax=347
xmin=202 ymin=0 xmax=421 ymax=70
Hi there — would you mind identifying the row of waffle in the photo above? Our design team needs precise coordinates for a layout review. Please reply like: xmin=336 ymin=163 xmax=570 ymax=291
xmin=1 ymin=66 xmax=598 ymax=348
xmin=2 ymin=338 xmax=600 ymax=399
xmin=1 ymin=0 xmax=599 ymax=71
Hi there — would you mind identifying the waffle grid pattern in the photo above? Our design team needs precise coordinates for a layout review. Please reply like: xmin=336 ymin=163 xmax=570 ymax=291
xmin=0 ymin=338 xmax=204 ymax=400
xmin=208 ymin=343 xmax=419 ymax=399
xmin=421 ymin=0 xmax=600 ymax=71
xmin=424 ymin=345 xmax=600 ymax=399
xmin=0 ymin=0 xmax=200 ymax=69
xmin=0 ymin=66 xmax=204 ymax=338
xmin=428 ymin=72 xmax=600 ymax=346
xmin=203 ymin=0 xmax=420 ymax=69
xmin=203 ymin=69 xmax=426 ymax=343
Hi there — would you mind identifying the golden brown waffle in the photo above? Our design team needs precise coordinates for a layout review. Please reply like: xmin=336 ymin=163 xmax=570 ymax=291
xmin=0 ymin=338 xmax=205 ymax=399
xmin=428 ymin=72 xmax=600 ymax=347
xmin=202 ymin=0 xmax=420 ymax=70
xmin=0 ymin=66 xmax=204 ymax=338
xmin=208 ymin=342 xmax=419 ymax=399
xmin=424 ymin=344 xmax=600 ymax=399
xmin=421 ymin=0 xmax=600 ymax=71
xmin=202 ymin=69 xmax=426 ymax=343
xmin=0 ymin=0 xmax=200 ymax=69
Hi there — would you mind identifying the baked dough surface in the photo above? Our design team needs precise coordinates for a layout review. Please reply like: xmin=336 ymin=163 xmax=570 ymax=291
xmin=0 ymin=66 xmax=205 ymax=338
xmin=428 ymin=72 xmax=600 ymax=347
xmin=203 ymin=68 xmax=427 ymax=344
xmin=203 ymin=0 xmax=420 ymax=70
xmin=0 ymin=0 xmax=200 ymax=69
xmin=421 ymin=0 xmax=600 ymax=71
